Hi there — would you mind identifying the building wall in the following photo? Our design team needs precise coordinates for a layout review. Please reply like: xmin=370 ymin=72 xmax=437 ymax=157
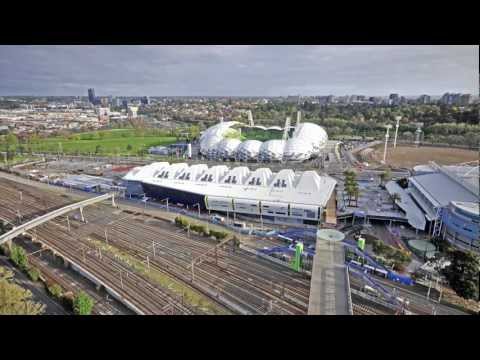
xmin=442 ymin=204 xmax=479 ymax=252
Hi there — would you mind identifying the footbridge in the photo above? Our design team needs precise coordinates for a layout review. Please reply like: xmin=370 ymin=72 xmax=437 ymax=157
xmin=0 ymin=193 xmax=116 ymax=246
xmin=308 ymin=229 xmax=353 ymax=315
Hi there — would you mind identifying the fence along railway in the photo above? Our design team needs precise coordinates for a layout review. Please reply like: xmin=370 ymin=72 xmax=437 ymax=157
xmin=0 ymin=177 xmax=311 ymax=315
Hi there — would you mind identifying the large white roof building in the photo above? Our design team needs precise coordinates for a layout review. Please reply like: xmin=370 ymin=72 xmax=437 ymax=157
xmin=123 ymin=162 xmax=337 ymax=224
xmin=199 ymin=120 xmax=328 ymax=162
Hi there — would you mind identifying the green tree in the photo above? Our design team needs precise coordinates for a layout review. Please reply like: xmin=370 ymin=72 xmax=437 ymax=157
xmin=73 ymin=291 xmax=94 ymax=315
xmin=94 ymin=145 xmax=102 ymax=154
xmin=126 ymin=144 xmax=133 ymax=151
xmin=10 ymin=245 xmax=28 ymax=270
xmin=27 ymin=267 xmax=40 ymax=282
xmin=0 ymin=266 xmax=45 ymax=315
xmin=48 ymin=283 xmax=63 ymax=299
xmin=442 ymin=249 xmax=480 ymax=300
xmin=137 ymin=148 xmax=146 ymax=158
xmin=2 ymin=133 xmax=19 ymax=160
xmin=343 ymin=170 xmax=359 ymax=207
xmin=189 ymin=125 xmax=200 ymax=140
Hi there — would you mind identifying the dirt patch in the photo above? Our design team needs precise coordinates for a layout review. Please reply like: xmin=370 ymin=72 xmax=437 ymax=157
xmin=370 ymin=145 xmax=478 ymax=168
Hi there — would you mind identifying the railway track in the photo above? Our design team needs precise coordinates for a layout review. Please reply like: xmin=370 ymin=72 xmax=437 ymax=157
xmin=352 ymin=303 xmax=385 ymax=315
xmin=27 ymin=253 xmax=129 ymax=315
xmin=78 ymin=205 xmax=310 ymax=314
xmin=33 ymin=222 xmax=195 ymax=315
xmin=0 ymin=178 xmax=311 ymax=315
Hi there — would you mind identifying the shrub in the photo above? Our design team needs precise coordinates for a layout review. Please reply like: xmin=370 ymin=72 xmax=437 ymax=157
xmin=62 ymin=291 xmax=75 ymax=309
xmin=174 ymin=216 xmax=190 ymax=229
xmin=210 ymin=230 xmax=228 ymax=241
xmin=27 ymin=267 xmax=40 ymax=282
xmin=73 ymin=291 xmax=94 ymax=315
xmin=190 ymin=224 xmax=209 ymax=236
xmin=10 ymin=245 xmax=28 ymax=270
xmin=48 ymin=283 xmax=63 ymax=299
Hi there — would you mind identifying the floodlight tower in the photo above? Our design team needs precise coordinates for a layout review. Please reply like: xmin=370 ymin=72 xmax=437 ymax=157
xmin=414 ymin=122 xmax=424 ymax=147
xmin=247 ymin=110 xmax=254 ymax=127
xmin=383 ymin=124 xmax=393 ymax=163
xmin=393 ymin=116 xmax=401 ymax=148
xmin=283 ymin=117 xmax=291 ymax=141
xmin=296 ymin=110 xmax=302 ymax=127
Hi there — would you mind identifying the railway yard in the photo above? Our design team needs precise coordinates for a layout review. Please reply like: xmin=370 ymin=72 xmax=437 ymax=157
xmin=0 ymin=177 xmax=311 ymax=315
xmin=0 ymin=168 xmax=474 ymax=316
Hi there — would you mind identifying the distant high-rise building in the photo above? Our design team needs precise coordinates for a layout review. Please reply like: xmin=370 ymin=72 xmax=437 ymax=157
xmin=88 ymin=88 xmax=96 ymax=104
xmin=122 ymin=99 xmax=129 ymax=109
xmin=100 ymin=97 xmax=109 ymax=107
xmin=141 ymin=96 xmax=150 ymax=105
xmin=460 ymin=94 xmax=471 ymax=106
xmin=389 ymin=93 xmax=400 ymax=106
xmin=417 ymin=95 xmax=431 ymax=104
xmin=440 ymin=93 xmax=467 ymax=106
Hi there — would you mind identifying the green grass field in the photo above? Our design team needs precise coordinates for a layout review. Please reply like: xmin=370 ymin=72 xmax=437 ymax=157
xmin=32 ymin=129 xmax=177 ymax=156
xmin=240 ymin=128 xmax=283 ymax=142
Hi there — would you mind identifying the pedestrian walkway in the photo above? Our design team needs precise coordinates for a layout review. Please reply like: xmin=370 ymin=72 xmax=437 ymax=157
xmin=308 ymin=240 xmax=351 ymax=315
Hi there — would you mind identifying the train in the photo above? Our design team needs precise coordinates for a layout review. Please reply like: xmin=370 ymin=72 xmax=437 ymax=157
xmin=349 ymin=259 xmax=389 ymax=278
xmin=348 ymin=259 xmax=414 ymax=286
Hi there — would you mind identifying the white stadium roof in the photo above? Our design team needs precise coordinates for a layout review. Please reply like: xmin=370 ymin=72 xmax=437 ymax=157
xmin=199 ymin=120 xmax=328 ymax=162
xmin=124 ymin=162 xmax=337 ymax=207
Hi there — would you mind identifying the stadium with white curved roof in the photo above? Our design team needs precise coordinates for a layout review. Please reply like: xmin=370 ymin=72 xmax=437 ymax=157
xmin=123 ymin=161 xmax=337 ymax=225
xmin=199 ymin=119 xmax=328 ymax=162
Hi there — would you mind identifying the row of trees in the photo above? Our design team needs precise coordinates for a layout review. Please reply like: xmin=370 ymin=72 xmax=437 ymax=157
xmin=247 ymin=102 xmax=480 ymax=146
xmin=0 ymin=266 xmax=45 ymax=315
xmin=343 ymin=170 xmax=359 ymax=207
xmin=174 ymin=216 xmax=229 ymax=241
xmin=0 ymin=235 xmax=95 ymax=314
xmin=441 ymin=248 xmax=480 ymax=301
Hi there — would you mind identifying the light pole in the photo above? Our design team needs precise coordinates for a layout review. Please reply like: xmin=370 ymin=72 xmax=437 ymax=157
xmin=393 ymin=116 xmax=401 ymax=149
xmin=142 ymin=196 xmax=148 ymax=214
xmin=193 ymin=203 xmax=201 ymax=218
xmin=161 ymin=197 xmax=169 ymax=212
xmin=382 ymin=124 xmax=392 ymax=164
xmin=414 ymin=122 xmax=424 ymax=148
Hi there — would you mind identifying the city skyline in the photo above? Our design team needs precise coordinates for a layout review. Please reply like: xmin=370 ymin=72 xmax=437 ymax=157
xmin=0 ymin=45 xmax=478 ymax=96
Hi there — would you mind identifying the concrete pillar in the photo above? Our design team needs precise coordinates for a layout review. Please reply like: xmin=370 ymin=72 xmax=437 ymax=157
xmin=79 ymin=207 xmax=85 ymax=223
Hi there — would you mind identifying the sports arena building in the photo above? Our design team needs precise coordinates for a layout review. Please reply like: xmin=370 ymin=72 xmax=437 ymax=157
xmin=406 ymin=162 xmax=479 ymax=253
xmin=123 ymin=162 xmax=337 ymax=226
xmin=198 ymin=120 xmax=328 ymax=162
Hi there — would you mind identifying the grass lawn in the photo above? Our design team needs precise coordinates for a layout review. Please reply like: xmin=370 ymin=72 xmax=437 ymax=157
xmin=31 ymin=129 xmax=177 ymax=156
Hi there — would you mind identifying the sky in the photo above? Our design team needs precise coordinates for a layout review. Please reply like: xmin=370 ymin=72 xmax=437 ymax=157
xmin=0 ymin=45 xmax=478 ymax=97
